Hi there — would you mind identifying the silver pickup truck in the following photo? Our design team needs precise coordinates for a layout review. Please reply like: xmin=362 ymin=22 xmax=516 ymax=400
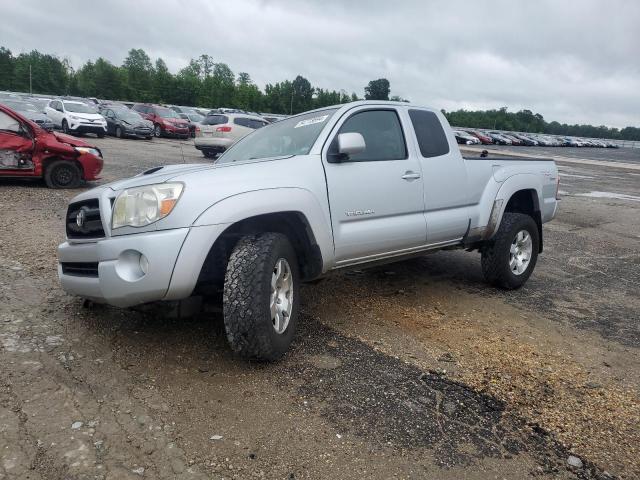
xmin=58 ymin=101 xmax=559 ymax=360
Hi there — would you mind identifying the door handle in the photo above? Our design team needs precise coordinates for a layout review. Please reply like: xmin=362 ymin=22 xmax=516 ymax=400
xmin=401 ymin=171 xmax=421 ymax=180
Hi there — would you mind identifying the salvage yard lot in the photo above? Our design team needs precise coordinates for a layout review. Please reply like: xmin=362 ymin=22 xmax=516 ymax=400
xmin=0 ymin=138 xmax=639 ymax=479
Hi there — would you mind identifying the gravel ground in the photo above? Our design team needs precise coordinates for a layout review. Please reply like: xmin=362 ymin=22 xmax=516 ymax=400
xmin=0 ymin=135 xmax=638 ymax=479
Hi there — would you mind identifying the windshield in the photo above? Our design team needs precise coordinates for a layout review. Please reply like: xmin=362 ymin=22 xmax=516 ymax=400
xmin=217 ymin=109 xmax=338 ymax=163
xmin=119 ymin=110 xmax=144 ymax=122
xmin=157 ymin=107 xmax=180 ymax=119
xmin=64 ymin=102 xmax=95 ymax=113
xmin=188 ymin=113 xmax=204 ymax=122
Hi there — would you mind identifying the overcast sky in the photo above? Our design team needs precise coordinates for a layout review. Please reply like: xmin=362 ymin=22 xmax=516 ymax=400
xmin=2 ymin=0 xmax=639 ymax=127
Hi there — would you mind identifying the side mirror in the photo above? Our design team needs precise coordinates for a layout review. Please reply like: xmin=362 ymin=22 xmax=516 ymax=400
xmin=338 ymin=132 xmax=366 ymax=156
xmin=328 ymin=132 xmax=366 ymax=163
xmin=19 ymin=123 xmax=32 ymax=138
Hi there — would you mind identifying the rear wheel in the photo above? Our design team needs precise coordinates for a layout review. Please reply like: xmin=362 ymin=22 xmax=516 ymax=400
xmin=481 ymin=213 xmax=539 ymax=289
xmin=62 ymin=119 xmax=70 ymax=135
xmin=44 ymin=160 xmax=82 ymax=189
xmin=115 ymin=126 xmax=123 ymax=138
xmin=223 ymin=233 xmax=300 ymax=361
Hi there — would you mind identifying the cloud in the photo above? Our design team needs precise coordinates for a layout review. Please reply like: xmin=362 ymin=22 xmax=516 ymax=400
xmin=2 ymin=0 xmax=638 ymax=127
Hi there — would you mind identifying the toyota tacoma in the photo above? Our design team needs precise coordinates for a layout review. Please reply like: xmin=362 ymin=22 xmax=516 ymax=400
xmin=58 ymin=101 xmax=559 ymax=360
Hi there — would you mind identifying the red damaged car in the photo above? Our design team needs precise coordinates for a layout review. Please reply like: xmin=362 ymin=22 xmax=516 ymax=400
xmin=0 ymin=103 xmax=103 ymax=188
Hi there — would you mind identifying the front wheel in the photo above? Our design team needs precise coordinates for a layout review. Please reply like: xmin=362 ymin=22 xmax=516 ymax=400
xmin=481 ymin=212 xmax=539 ymax=289
xmin=44 ymin=160 xmax=82 ymax=189
xmin=223 ymin=233 xmax=300 ymax=361
xmin=115 ymin=126 xmax=123 ymax=138
xmin=154 ymin=124 xmax=162 ymax=137
xmin=97 ymin=131 xmax=105 ymax=138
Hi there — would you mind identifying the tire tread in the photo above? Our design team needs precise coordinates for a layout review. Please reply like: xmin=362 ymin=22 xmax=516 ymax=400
xmin=223 ymin=233 xmax=297 ymax=361
xmin=481 ymin=212 xmax=539 ymax=289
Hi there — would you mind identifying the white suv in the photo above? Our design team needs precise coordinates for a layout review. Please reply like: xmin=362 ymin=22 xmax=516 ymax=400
xmin=45 ymin=100 xmax=107 ymax=137
xmin=194 ymin=113 xmax=269 ymax=158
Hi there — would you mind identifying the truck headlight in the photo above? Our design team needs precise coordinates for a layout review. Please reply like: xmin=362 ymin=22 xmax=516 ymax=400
xmin=112 ymin=182 xmax=184 ymax=229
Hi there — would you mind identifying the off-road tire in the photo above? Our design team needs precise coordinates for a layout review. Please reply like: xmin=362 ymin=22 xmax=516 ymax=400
xmin=481 ymin=212 xmax=539 ymax=289
xmin=223 ymin=233 xmax=300 ymax=361
xmin=44 ymin=160 xmax=82 ymax=189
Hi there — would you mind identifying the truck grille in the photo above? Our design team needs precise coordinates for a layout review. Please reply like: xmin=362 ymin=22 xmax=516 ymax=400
xmin=61 ymin=262 xmax=99 ymax=277
xmin=66 ymin=199 xmax=105 ymax=239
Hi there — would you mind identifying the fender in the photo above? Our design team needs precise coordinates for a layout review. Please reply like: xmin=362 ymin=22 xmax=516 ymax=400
xmin=487 ymin=173 xmax=543 ymax=239
xmin=193 ymin=187 xmax=335 ymax=271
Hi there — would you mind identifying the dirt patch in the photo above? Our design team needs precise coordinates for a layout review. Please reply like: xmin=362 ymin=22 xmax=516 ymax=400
xmin=303 ymin=267 xmax=639 ymax=479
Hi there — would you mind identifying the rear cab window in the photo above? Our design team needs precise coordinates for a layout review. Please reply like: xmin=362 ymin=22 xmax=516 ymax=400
xmin=202 ymin=115 xmax=229 ymax=126
xmin=233 ymin=117 xmax=269 ymax=129
xmin=408 ymin=109 xmax=450 ymax=158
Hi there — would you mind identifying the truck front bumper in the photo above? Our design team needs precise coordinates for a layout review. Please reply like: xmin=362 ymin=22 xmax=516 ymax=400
xmin=57 ymin=224 xmax=228 ymax=308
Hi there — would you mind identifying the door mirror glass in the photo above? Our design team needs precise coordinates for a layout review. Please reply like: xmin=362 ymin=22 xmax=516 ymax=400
xmin=338 ymin=132 xmax=366 ymax=156
xmin=19 ymin=123 xmax=32 ymax=138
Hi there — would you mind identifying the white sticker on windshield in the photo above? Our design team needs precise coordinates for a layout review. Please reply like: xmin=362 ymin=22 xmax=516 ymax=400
xmin=294 ymin=115 xmax=329 ymax=128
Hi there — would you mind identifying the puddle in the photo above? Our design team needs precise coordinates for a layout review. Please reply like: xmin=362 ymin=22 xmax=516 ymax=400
xmin=574 ymin=191 xmax=640 ymax=202
xmin=559 ymin=173 xmax=594 ymax=179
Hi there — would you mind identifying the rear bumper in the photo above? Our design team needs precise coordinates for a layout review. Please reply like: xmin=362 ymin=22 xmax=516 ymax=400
xmin=194 ymin=137 xmax=234 ymax=150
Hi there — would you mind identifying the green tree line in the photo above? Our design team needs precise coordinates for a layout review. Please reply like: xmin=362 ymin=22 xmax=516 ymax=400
xmin=1 ymin=46 xmax=638 ymax=140
xmin=0 ymin=47 xmax=362 ymax=114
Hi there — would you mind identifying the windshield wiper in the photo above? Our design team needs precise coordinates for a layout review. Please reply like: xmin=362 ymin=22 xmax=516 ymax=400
xmin=249 ymin=154 xmax=294 ymax=160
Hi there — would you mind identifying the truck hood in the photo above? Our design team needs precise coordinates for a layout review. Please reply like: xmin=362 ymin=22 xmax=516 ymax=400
xmin=104 ymin=164 xmax=214 ymax=190
xmin=68 ymin=112 xmax=104 ymax=121
xmin=52 ymin=132 xmax=92 ymax=148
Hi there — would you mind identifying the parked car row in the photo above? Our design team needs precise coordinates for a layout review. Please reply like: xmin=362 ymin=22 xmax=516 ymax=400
xmin=0 ymin=91 xmax=282 ymax=146
xmin=454 ymin=128 xmax=619 ymax=148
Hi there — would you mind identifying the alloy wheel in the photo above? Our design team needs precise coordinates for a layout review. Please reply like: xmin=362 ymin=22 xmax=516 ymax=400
xmin=270 ymin=258 xmax=293 ymax=334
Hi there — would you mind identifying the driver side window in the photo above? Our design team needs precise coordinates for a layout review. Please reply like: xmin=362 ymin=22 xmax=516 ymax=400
xmin=334 ymin=109 xmax=407 ymax=162
xmin=0 ymin=111 xmax=21 ymax=133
